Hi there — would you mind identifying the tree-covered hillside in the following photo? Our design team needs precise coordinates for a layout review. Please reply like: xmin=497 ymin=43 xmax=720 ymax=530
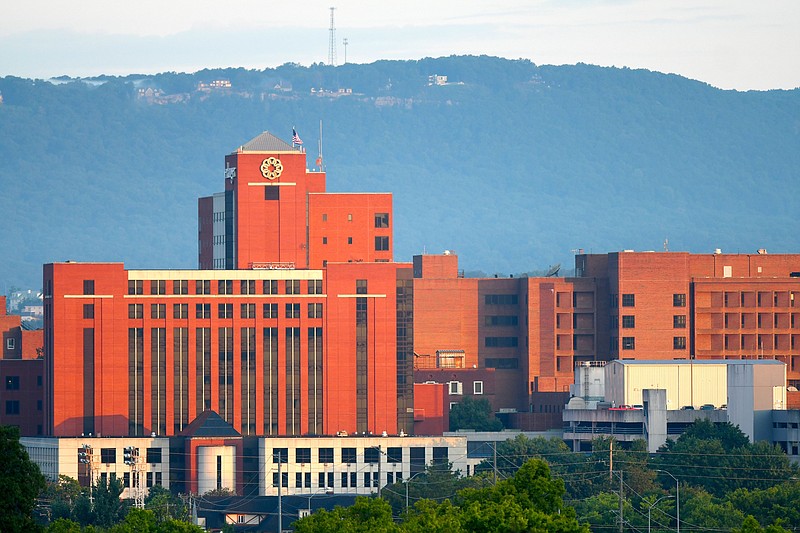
xmin=1 ymin=56 xmax=798 ymax=290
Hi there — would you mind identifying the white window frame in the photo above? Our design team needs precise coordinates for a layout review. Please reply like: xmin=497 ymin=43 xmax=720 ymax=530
xmin=6 ymin=338 xmax=15 ymax=350
xmin=448 ymin=381 xmax=462 ymax=395
xmin=473 ymin=380 xmax=484 ymax=395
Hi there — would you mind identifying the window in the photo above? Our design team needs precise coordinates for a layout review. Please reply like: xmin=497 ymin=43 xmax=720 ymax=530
xmin=610 ymin=294 xmax=618 ymax=308
xmin=285 ymin=280 xmax=301 ymax=295
xmin=319 ymin=448 xmax=334 ymax=464
xmin=375 ymin=213 xmax=389 ymax=228
xmin=308 ymin=280 xmax=323 ymax=295
xmin=263 ymin=280 xmax=278 ymax=295
xmin=342 ymin=448 xmax=357 ymax=463
xmin=375 ymin=236 xmax=389 ymax=251
xmin=128 ymin=304 xmax=144 ymax=319
xmin=173 ymin=280 xmax=188 ymax=295
xmin=173 ymin=303 xmax=189 ymax=319
xmin=485 ymin=336 xmax=518 ymax=347
xmin=622 ymin=315 xmax=635 ymax=328
xmin=150 ymin=304 xmax=166 ymax=319
xmin=485 ymin=358 xmax=519 ymax=369
xmin=356 ymin=280 xmax=368 ymax=294
xmin=196 ymin=280 xmax=211 ymax=295
xmin=272 ymin=448 xmax=288 ymax=463
xmin=473 ymin=381 xmax=484 ymax=395
xmin=5 ymin=376 xmax=20 ymax=390
xmin=322 ymin=237 xmax=328 ymax=245
xmin=622 ymin=337 xmax=635 ymax=350
xmin=673 ymin=336 xmax=687 ymax=349
xmin=83 ymin=304 xmax=94 ymax=319
xmin=240 ymin=280 xmax=256 ymax=295
xmin=241 ymin=303 xmax=256 ymax=319
xmin=609 ymin=315 xmax=619 ymax=329
xmin=342 ymin=472 xmax=350 ymax=487
xmin=485 ymin=294 xmax=518 ymax=305
xmin=347 ymin=237 xmax=353 ymax=245
xmin=83 ymin=280 xmax=95 ymax=295
xmin=263 ymin=303 xmax=278 ymax=319
xmin=146 ymin=448 xmax=162 ymax=464
xmin=308 ymin=303 xmax=323 ymax=318
xmin=272 ymin=472 xmax=288 ymax=488
xmin=218 ymin=303 xmax=233 ymax=319
xmin=387 ymin=447 xmax=402 ymax=463
xmin=673 ymin=293 xmax=687 ymax=307
xmin=218 ymin=280 xmax=233 ymax=295
xmin=285 ymin=303 xmax=301 ymax=319
xmin=196 ymin=303 xmax=211 ymax=319
xmin=5 ymin=400 xmax=20 ymax=415
xmin=296 ymin=448 xmax=311 ymax=464
xmin=150 ymin=280 xmax=166 ymax=295
xmin=622 ymin=294 xmax=635 ymax=307
xmin=364 ymin=447 xmax=380 ymax=463
xmin=128 ymin=280 xmax=143 ymax=295
xmin=347 ymin=213 xmax=353 ymax=221
xmin=5 ymin=337 xmax=14 ymax=351
xmin=485 ymin=315 xmax=519 ymax=326
xmin=322 ymin=213 xmax=327 ymax=222
xmin=449 ymin=381 xmax=463 ymax=395
xmin=100 ymin=448 xmax=116 ymax=464
xmin=673 ymin=315 xmax=686 ymax=328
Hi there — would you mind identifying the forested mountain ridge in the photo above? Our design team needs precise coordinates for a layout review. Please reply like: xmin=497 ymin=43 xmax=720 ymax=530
xmin=1 ymin=56 xmax=798 ymax=290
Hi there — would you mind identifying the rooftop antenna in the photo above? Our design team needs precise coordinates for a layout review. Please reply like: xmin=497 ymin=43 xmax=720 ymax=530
xmin=328 ymin=7 xmax=337 ymax=66
xmin=316 ymin=120 xmax=324 ymax=171
xmin=664 ymin=238 xmax=669 ymax=252
xmin=342 ymin=38 xmax=349 ymax=64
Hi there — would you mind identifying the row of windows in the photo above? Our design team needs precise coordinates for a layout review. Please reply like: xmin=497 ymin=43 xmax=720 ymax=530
xmin=271 ymin=446 xmax=429 ymax=465
xmin=484 ymin=294 xmax=518 ymax=306
xmin=274 ymin=471 xmax=403 ymax=489
xmin=611 ymin=336 xmax=687 ymax=350
xmin=723 ymin=313 xmax=800 ymax=329
xmin=126 ymin=303 xmax=325 ymax=320
xmin=319 ymin=213 xmax=390 ymax=228
xmin=610 ymin=294 xmax=686 ymax=308
xmin=320 ymin=236 xmax=390 ymax=251
xmin=124 ymin=279 xmax=323 ymax=297
xmin=83 ymin=447 xmax=163 ymax=464
xmin=447 ymin=380 xmax=484 ymax=395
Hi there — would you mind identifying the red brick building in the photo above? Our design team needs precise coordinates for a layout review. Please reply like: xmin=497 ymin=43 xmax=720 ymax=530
xmin=45 ymin=132 xmax=413 ymax=438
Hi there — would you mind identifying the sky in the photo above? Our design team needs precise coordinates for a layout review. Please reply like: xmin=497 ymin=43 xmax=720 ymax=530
xmin=1 ymin=0 xmax=798 ymax=91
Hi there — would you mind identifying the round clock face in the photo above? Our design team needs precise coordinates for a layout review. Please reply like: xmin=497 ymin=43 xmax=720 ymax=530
xmin=260 ymin=157 xmax=283 ymax=180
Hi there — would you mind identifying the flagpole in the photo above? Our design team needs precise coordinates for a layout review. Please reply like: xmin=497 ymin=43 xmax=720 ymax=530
xmin=317 ymin=119 xmax=324 ymax=171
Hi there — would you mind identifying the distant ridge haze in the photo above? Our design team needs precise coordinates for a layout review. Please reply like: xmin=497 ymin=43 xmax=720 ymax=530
xmin=0 ymin=56 xmax=798 ymax=290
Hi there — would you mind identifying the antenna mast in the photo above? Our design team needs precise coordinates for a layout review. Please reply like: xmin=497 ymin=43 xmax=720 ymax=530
xmin=328 ymin=7 xmax=337 ymax=66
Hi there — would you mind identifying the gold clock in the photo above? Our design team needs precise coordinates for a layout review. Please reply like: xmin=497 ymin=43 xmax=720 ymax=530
xmin=260 ymin=157 xmax=283 ymax=180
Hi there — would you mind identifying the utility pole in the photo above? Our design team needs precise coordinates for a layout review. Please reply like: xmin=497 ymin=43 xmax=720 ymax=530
xmin=493 ymin=441 xmax=498 ymax=484
xmin=377 ymin=445 xmax=382 ymax=498
xmin=618 ymin=470 xmax=624 ymax=533
xmin=278 ymin=459 xmax=282 ymax=533
xmin=609 ymin=440 xmax=613 ymax=480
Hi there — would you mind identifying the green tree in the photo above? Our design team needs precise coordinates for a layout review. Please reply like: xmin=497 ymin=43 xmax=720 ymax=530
xmin=0 ymin=425 xmax=46 ymax=532
xmin=727 ymin=481 xmax=800 ymax=528
xmin=448 ymin=396 xmax=503 ymax=431
xmin=45 ymin=518 xmax=82 ymax=533
xmin=92 ymin=476 xmax=127 ymax=528
xmin=294 ymin=496 xmax=400 ymax=533
xmin=144 ymin=485 xmax=189 ymax=523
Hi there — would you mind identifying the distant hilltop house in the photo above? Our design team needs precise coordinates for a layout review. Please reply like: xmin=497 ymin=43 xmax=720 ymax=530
xmin=310 ymin=87 xmax=353 ymax=97
xmin=136 ymin=87 xmax=186 ymax=105
xmin=273 ymin=81 xmax=292 ymax=92
xmin=0 ymin=91 xmax=4 ymax=104
xmin=198 ymin=80 xmax=233 ymax=91
xmin=427 ymin=74 xmax=464 ymax=87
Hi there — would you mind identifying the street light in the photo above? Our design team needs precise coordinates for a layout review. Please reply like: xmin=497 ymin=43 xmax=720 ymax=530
xmin=647 ymin=495 xmax=674 ymax=533
xmin=655 ymin=470 xmax=680 ymax=533
xmin=404 ymin=471 xmax=427 ymax=513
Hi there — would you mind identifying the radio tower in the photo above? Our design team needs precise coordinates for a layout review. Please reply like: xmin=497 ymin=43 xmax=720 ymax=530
xmin=328 ymin=7 xmax=337 ymax=66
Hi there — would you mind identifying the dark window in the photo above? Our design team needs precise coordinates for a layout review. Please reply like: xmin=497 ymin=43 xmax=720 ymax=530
xmin=622 ymin=315 xmax=635 ymax=328
xmin=217 ymin=280 xmax=233 ymax=295
xmin=272 ymin=472 xmax=288 ymax=488
xmin=485 ymin=336 xmax=518 ymax=347
xmin=218 ymin=303 xmax=233 ymax=319
xmin=308 ymin=303 xmax=323 ymax=318
xmin=5 ymin=376 xmax=20 ymax=390
xmin=150 ymin=280 xmax=166 ymax=295
xmin=387 ymin=447 xmax=402 ymax=463
xmin=375 ymin=213 xmax=389 ymax=228
xmin=375 ymin=236 xmax=389 ymax=251
xmin=196 ymin=280 xmax=211 ymax=295
xmin=83 ymin=280 xmax=95 ymax=295
xmin=622 ymin=294 xmax=635 ymax=307
xmin=308 ymin=280 xmax=323 ymax=295
xmin=485 ymin=315 xmax=519 ymax=326
xmin=484 ymin=358 xmax=519 ymax=369
xmin=622 ymin=337 xmax=635 ymax=350
xmin=173 ymin=280 xmax=188 ymax=295
xmin=674 ymin=315 xmax=686 ymax=328
xmin=128 ymin=304 xmax=143 ymax=319
xmin=196 ymin=303 xmax=211 ymax=319
xmin=364 ymin=447 xmax=380 ymax=464
xmin=285 ymin=303 xmax=301 ymax=319
xmin=272 ymin=448 xmax=288 ymax=463
xmin=295 ymin=473 xmax=303 ymax=488
xmin=128 ymin=280 xmax=143 ymax=295
xmin=296 ymin=448 xmax=311 ymax=464
xmin=263 ymin=280 xmax=278 ymax=295
xmin=342 ymin=447 xmax=357 ymax=463
xmin=151 ymin=304 xmax=166 ymax=319
xmin=5 ymin=400 xmax=20 ymax=414
xmin=285 ymin=280 xmax=301 ymax=295
xmin=485 ymin=294 xmax=519 ymax=305
xmin=673 ymin=293 xmax=687 ymax=307
xmin=341 ymin=472 xmax=349 ymax=487
xmin=83 ymin=304 xmax=94 ymax=319
xmin=347 ymin=237 xmax=353 ymax=245
xmin=263 ymin=303 xmax=278 ymax=319
xmin=673 ymin=336 xmax=687 ymax=349
xmin=356 ymin=280 xmax=368 ymax=294
xmin=173 ymin=303 xmax=189 ymax=319
xmin=322 ymin=236 xmax=328 ymax=245
xmin=319 ymin=448 xmax=334 ymax=464
xmin=100 ymin=448 xmax=116 ymax=464
xmin=241 ymin=303 xmax=256 ymax=318
xmin=146 ymin=448 xmax=162 ymax=464
xmin=433 ymin=447 xmax=448 ymax=465
xmin=240 ymin=280 xmax=256 ymax=295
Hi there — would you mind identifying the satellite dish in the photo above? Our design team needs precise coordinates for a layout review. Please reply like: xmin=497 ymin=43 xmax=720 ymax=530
xmin=545 ymin=264 xmax=561 ymax=277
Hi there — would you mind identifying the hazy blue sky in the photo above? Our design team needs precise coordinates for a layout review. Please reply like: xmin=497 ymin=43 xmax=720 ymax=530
xmin=2 ymin=0 xmax=798 ymax=90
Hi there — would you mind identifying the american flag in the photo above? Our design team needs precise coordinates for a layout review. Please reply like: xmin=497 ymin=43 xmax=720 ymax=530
xmin=292 ymin=127 xmax=303 ymax=145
